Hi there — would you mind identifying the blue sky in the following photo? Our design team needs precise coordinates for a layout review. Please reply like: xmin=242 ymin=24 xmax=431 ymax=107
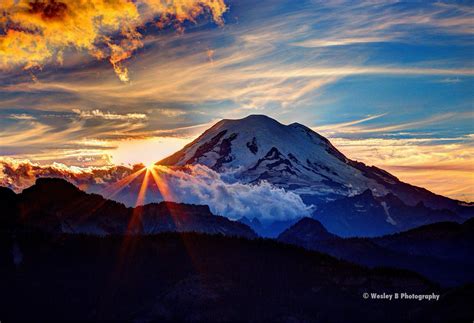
xmin=0 ymin=0 xmax=473 ymax=200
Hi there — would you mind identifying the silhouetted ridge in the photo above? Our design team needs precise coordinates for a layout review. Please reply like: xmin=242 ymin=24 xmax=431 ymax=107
xmin=1 ymin=231 xmax=459 ymax=322
xmin=1 ymin=178 xmax=255 ymax=238
xmin=278 ymin=216 xmax=474 ymax=286
xmin=279 ymin=217 xmax=338 ymax=244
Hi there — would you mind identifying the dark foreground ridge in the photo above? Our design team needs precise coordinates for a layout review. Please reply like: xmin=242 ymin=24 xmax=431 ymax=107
xmin=279 ymin=217 xmax=474 ymax=286
xmin=1 ymin=231 xmax=473 ymax=322
xmin=0 ymin=178 xmax=256 ymax=238
xmin=0 ymin=179 xmax=473 ymax=321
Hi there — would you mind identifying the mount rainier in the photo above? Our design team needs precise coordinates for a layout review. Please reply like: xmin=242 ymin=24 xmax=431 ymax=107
xmin=159 ymin=114 xmax=472 ymax=236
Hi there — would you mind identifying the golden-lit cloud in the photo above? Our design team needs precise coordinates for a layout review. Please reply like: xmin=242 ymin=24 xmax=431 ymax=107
xmin=111 ymin=136 xmax=195 ymax=166
xmin=0 ymin=114 xmax=192 ymax=166
xmin=0 ymin=0 xmax=227 ymax=81
xmin=330 ymin=137 xmax=474 ymax=202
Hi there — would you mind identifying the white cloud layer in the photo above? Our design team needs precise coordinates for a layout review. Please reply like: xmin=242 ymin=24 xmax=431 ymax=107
xmin=0 ymin=158 xmax=311 ymax=222
xmin=148 ymin=165 xmax=312 ymax=221
xmin=72 ymin=109 xmax=148 ymax=120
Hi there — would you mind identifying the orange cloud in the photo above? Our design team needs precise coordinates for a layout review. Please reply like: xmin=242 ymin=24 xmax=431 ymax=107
xmin=0 ymin=0 xmax=227 ymax=82
xmin=330 ymin=137 xmax=474 ymax=202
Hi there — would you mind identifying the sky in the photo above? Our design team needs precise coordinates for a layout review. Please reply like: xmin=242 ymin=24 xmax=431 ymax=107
xmin=0 ymin=0 xmax=473 ymax=201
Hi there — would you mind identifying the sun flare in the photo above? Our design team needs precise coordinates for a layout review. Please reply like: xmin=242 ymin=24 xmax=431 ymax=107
xmin=111 ymin=137 xmax=194 ymax=166
xmin=146 ymin=163 xmax=156 ymax=171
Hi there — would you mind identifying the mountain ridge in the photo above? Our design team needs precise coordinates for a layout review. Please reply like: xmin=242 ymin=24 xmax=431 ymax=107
xmin=1 ymin=178 xmax=256 ymax=238
xmin=3 ymin=230 xmax=459 ymax=322
xmin=278 ymin=217 xmax=474 ymax=286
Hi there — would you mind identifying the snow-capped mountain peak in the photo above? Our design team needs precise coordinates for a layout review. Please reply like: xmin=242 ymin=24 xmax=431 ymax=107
xmin=159 ymin=115 xmax=391 ymax=200
xmin=159 ymin=115 xmax=472 ymax=219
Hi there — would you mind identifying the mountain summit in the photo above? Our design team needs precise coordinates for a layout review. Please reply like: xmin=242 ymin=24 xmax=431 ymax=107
xmin=159 ymin=115 xmax=471 ymax=214
xmin=160 ymin=114 xmax=386 ymax=200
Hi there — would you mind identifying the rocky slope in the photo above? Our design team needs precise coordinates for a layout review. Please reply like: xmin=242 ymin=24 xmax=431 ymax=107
xmin=314 ymin=190 xmax=461 ymax=237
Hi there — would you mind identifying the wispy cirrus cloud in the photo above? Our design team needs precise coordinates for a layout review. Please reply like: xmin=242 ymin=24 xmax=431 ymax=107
xmin=0 ymin=107 xmax=211 ymax=166
xmin=7 ymin=113 xmax=37 ymax=120
xmin=314 ymin=111 xmax=474 ymax=201
xmin=315 ymin=112 xmax=474 ymax=136
xmin=72 ymin=109 xmax=147 ymax=121
xmin=294 ymin=0 xmax=474 ymax=48
xmin=436 ymin=77 xmax=463 ymax=84
xmin=313 ymin=114 xmax=387 ymax=133
xmin=293 ymin=37 xmax=392 ymax=48
xmin=331 ymin=136 xmax=474 ymax=201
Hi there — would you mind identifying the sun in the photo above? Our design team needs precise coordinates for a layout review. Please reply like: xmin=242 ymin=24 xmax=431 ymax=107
xmin=111 ymin=137 xmax=194 ymax=166
xmin=146 ymin=163 xmax=155 ymax=171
